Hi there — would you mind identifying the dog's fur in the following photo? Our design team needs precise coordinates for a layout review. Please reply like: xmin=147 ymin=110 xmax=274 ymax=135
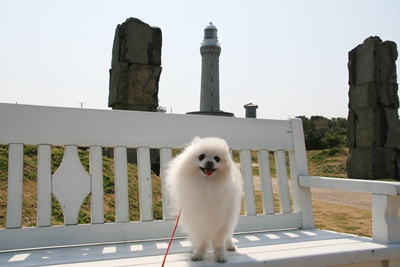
xmin=165 ymin=137 xmax=242 ymax=263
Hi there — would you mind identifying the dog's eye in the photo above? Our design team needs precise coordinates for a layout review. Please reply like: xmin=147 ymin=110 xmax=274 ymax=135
xmin=214 ymin=156 xmax=220 ymax=163
xmin=198 ymin=154 xmax=206 ymax=161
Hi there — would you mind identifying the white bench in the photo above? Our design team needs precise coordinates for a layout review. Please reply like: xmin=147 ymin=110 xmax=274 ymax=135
xmin=0 ymin=103 xmax=399 ymax=267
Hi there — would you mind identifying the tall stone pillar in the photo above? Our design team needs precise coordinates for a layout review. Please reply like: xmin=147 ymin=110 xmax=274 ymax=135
xmin=109 ymin=17 xmax=162 ymax=111
xmin=108 ymin=18 xmax=162 ymax=175
xmin=346 ymin=36 xmax=400 ymax=180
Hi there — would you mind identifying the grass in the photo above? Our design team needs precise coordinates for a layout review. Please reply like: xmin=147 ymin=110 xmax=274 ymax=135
xmin=307 ymin=148 xmax=348 ymax=178
xmin=312 ymin=200 xmax=372 ymax=236
xmin=0 ymin=145 xmax=387 ymax=238
xmin=0 ymin=145 xmax=163 ymax=227
xmin=233 ymin=147 xmax=348 ymax=178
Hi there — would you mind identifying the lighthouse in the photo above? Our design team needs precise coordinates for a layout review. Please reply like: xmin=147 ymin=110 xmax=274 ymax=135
xmin=187 ymin=22 xmax=234 ymax=117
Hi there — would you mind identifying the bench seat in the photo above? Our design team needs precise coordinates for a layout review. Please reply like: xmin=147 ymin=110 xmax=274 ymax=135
xmin=1 ymin=229 xmax=399 ymax=267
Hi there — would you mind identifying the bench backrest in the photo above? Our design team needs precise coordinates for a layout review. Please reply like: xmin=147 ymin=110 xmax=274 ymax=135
xmin=0 ymin=103 xmax=313 ymax=250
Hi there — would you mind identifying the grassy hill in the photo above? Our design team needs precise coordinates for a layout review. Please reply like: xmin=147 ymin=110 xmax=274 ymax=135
xmin=0 ymin=145 xmax=163 ymax=227
xmin=1 ymin=145 xmax=356 ymax=234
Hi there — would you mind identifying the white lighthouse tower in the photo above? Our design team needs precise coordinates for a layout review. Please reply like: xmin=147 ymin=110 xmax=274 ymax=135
xmin=200 ymin=22 xmax=220 ymax=112
xmin=187 ymin=22 xmax=233 ymax=117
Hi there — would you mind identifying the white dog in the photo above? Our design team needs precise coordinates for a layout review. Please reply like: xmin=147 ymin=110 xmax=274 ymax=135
xmin=165 ymin=137 xmax=242 ymax=263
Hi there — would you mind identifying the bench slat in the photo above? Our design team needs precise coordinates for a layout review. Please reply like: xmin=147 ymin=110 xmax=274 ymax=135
xmin=240 ymin=149 xmax=256 ymax=216
xmin=137 ymin=147 xmax=153 ymax=222
xmin=114 ymin=147 xmax=129 ymax=223
xmin=0 ymin=220 xmax=178 ymax=251
xmin=52 ymin=145 xmax=91 ymax=225
xmin=6 ymin=144 xmax=23 ymax=229
xmin=160 ymin=147 xmax=174 ymax=220
xmin=37 ymin=144 xmax=52 ymax=227
xmin=0 ymin=103 xmax=294 ymax=150
xmin=90 ymin=145 xmax=104 ymax=224
xmin=275 ymin=150 xmax=291 ymax=213
xmin=236 ymin=213 xmax=302 ymax=232
xmin=258 ymin=149 xmax=274 ymax=214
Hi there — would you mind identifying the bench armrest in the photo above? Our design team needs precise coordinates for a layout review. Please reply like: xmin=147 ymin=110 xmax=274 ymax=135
xmin=298 ymin=176 xmax=400 ymax=196
xmin=299 ymin=176 xmax=400 ymax=244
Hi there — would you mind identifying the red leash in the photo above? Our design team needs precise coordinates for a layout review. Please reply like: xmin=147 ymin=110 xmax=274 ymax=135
xmin=161 ymin=210 xmax=181 ymax=267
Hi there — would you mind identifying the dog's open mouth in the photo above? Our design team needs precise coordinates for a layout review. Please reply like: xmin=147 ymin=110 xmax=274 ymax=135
xmin=200 ymin=167 xmax=216 ymax=176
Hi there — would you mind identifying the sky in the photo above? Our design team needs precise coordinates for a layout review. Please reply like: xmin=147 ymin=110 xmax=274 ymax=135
xmin=1 ymin=0 xmax=399 ymax=120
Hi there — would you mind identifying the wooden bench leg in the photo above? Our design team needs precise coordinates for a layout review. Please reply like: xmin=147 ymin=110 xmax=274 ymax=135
xmin=372 ymin=194 xmax=400 ymax=244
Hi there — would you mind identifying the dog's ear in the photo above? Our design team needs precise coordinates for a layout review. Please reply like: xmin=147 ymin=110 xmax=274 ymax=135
xmin=191 ymin=136 xmax=201 ymax=144
xmin=215 ymin=138 xmax=229 ymax=150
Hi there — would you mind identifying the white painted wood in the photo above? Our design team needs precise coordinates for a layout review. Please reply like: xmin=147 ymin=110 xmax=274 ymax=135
xmin=0 ymin=220 xmax=178 ymax=251
xmin=235 ymin=213 xmax=302 ymax=232
xmin=52 ymin=146 xmax=91 ymax=225
xmin=0 ymin=213 xmax=302 ymax=251
xmin=372 ymin=194 xmax=400 ymax=244
xmin=37 ymin=144 xmax=52 ymax=227
xmin=240 ymin=149 xmax=256 ymax=216
xmin=6 ymin=144 xmax=23 ymax=229
xmin=274 ymin=150 xmax=291 ymax=213
xmin=159 ymin=147 xmax=174 ymax=220
xmin=257 ymin=149 xmax=274 ymax=214
xmin=289 ymin=118 xmax=314 ymax=228
xmin=89 ymin=146 xmax=104 ymax=224
xmin=0 ymin=103 xmax=293 ymax=150
xmin=114 ymin=147 xmax=129 ymax=223
xmin=299 ymin=176 xmax=400 ymax=196
xmin=137 ymin=147 xmax=153 ymax=222
xmin=1 ymin=104 xmax=400 ymax=266
xmin=0 ymin=229 xmax=399 ymax=266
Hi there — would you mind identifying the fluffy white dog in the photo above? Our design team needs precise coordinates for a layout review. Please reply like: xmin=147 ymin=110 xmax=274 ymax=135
xmin=166 ymin=137 xmax=242 ymax=263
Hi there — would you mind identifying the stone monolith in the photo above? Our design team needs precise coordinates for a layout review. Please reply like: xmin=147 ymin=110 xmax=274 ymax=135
xmin=109 ymin=17 xmax=162 ymax=111
xmin=346 ymin=36 xmax=400 ymax=180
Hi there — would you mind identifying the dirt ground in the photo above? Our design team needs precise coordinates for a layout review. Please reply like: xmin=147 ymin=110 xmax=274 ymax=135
xmin=254 ymin=177 xmax=372 ymax=210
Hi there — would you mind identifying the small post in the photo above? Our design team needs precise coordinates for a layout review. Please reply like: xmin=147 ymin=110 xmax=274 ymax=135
xmin=244 ymin=103 xmax=258 ymax=118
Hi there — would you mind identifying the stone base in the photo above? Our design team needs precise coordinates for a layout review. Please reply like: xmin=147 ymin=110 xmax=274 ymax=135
xmin=186 ymin=111 xmax=235 ymax=117
xmin=347 ymin=147 xmax=400 ymax=180
xmin=109 ymin=63 xmax=161 ymax=109
xmin=112 ymin=104 xmax=157 ymax=112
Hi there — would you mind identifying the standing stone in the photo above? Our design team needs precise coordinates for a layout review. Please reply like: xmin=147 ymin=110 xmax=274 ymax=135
xmin=109 ymin=17 xmax=162 ymax=111
xmin=346 ymin=36 xmax=400 ymax=180
xmin=108 ymin=18 xmax=162 ymax=175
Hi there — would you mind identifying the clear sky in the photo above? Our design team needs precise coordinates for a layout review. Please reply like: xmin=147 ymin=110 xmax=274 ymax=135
xmin=1 ymin=0 xmax=399 ymax=119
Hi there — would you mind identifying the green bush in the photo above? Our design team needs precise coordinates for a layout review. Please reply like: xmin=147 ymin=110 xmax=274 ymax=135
xmin=296 ymin=116 xmax=347 ymax=150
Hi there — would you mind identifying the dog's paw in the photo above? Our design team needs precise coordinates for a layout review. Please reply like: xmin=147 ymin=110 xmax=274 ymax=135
xmin=226 ymin=243 xmax=236 ymax=251
xmin=191 ymin=253 xmax=204 ymax=261
xmin=226 ymin=240 xmax=236 ymax=251
xmin=215 ymin=254 xmax=228 ymax=263
xmin=191 ymin=244 xmax=207 ymax=261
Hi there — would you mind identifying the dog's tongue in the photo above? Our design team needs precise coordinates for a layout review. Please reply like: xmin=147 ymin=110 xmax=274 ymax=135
xmin=205 ymin=169 xmax=213 ymax=176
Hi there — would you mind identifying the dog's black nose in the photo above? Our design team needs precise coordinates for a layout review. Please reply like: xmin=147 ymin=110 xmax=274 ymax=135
xmin=205 ymin=161 xmax=214 ymax=168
